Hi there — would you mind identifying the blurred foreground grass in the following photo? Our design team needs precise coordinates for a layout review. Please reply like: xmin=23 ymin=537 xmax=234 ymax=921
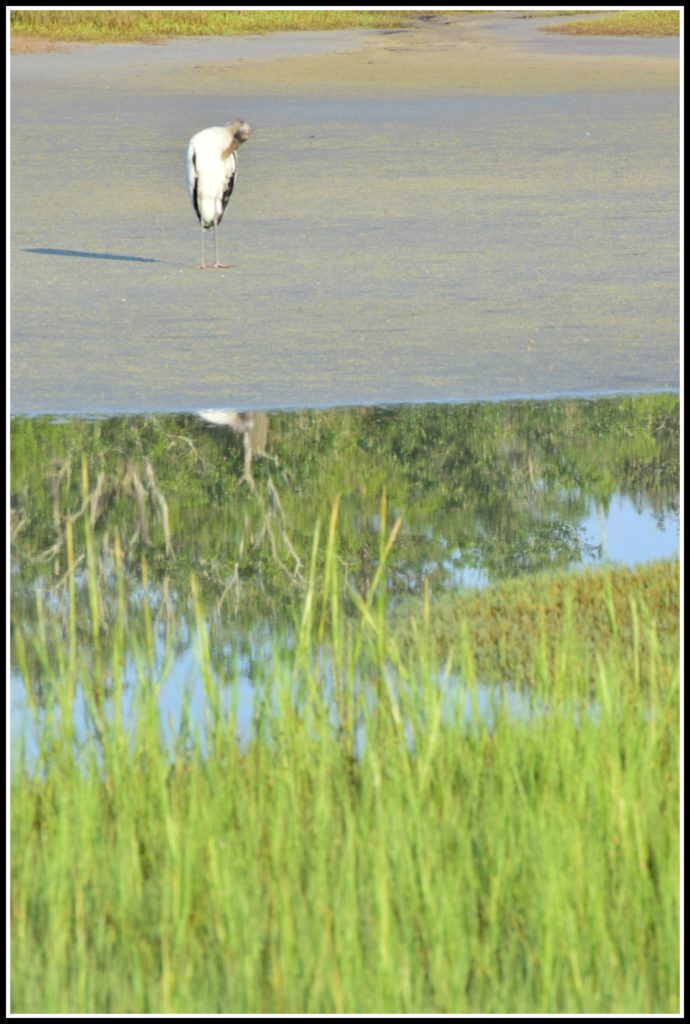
xmin=11 ymin=495 xmax=680 ymax=1013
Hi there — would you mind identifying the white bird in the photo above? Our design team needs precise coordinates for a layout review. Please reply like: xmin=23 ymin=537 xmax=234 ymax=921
xmin=186 ymin=119 xmax=252 ymax=269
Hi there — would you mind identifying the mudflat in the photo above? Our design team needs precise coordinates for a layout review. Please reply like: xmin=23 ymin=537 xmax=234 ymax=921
xmin=10 ymin=13 xmax=679 ymax=414
xmin=201 ymin=12 xmax=679 ymax=96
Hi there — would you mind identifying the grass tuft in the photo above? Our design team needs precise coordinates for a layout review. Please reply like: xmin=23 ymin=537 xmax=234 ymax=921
xmin=542 ymin=11 xmax=680 ymax=37
xmin=393 ymin=560 xmax=680 ymax=688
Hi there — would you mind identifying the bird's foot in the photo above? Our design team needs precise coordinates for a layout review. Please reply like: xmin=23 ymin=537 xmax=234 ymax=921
xmin=196 ymin=264 xmax=208 ymax=270
xmin=212 ymin=262 xmax=233 ymax=269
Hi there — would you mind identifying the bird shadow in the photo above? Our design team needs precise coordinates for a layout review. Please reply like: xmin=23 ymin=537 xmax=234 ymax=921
xmin=23 ymin=248 xmax=159 ymax=263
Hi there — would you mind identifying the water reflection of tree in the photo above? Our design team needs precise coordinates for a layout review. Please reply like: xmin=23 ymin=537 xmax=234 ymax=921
xmin=10 ymin=395 xmax=679 ymax=684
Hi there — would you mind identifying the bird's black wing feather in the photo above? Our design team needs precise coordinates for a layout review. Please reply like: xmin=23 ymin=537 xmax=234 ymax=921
xmin=221 ymin=173 xmax=236 ymax=212
xmin=191 ymin=151 xmax=201 ymax=223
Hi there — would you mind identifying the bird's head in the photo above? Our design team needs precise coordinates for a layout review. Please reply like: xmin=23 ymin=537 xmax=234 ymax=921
xmin=229 ymin=120 xmax=252 ymax=145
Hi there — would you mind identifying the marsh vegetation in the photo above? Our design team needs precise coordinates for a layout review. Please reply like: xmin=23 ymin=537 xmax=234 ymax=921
xmin=9 ymin=9 xmax=412 ymax=49
xmin=10 ymin=395 xmax=680 ymax=1013
xmin=542 ymin=10 xmax=680 ymax=37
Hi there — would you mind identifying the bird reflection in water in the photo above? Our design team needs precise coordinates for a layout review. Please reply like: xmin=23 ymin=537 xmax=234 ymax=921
xmin=199 ymin=409 xmax=269 ymax=490
xmin=198 ymin=409 xmax=302 ymax=605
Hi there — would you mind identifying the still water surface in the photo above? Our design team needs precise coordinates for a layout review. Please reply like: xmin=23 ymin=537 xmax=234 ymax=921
xmin=10 ymin=394 xmax=679 ymax=761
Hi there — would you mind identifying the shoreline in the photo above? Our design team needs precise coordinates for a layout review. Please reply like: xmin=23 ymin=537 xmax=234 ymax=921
xmin=11 ymin=14 xmax=679 ymax=97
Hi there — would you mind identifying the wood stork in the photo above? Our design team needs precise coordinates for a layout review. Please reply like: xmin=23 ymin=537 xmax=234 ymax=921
xmin=186 ymin=119 xmax=252 ymax=269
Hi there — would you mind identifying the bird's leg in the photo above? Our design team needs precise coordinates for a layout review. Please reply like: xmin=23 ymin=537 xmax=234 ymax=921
xmin=212 ymin=224 xmax=230 ymax=269
xmin=197 ymin=225 xmax=207 ymax=269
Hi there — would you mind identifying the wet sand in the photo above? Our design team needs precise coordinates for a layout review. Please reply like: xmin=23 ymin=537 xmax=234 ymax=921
xmin=202 ymin=12 xmax=679 ymax=97
xmin=10 ymin=13 xmax=679 ymax=414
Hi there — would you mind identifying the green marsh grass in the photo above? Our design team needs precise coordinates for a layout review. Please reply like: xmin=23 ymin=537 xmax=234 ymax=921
xmin=9 ymin=10 xmax=411 ymax=46
xmin=10 ymin=498 xmax=680 ymax=1013
xmin=543 ymin=10 xmax=680 ymax=37
xmin=394 ymin=559 xmax=680 ymax=689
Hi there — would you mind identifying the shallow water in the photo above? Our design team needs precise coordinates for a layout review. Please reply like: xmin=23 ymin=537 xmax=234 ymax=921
xmin=475 ymin=11 xmax=681 ymax=58
xmin=10 ymin=19 xmax=679 ymax=414
xmin=11 ymin=661 xmax=606 ymax=769
xmin=10 ymin=394 xmax=679 ymax=763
